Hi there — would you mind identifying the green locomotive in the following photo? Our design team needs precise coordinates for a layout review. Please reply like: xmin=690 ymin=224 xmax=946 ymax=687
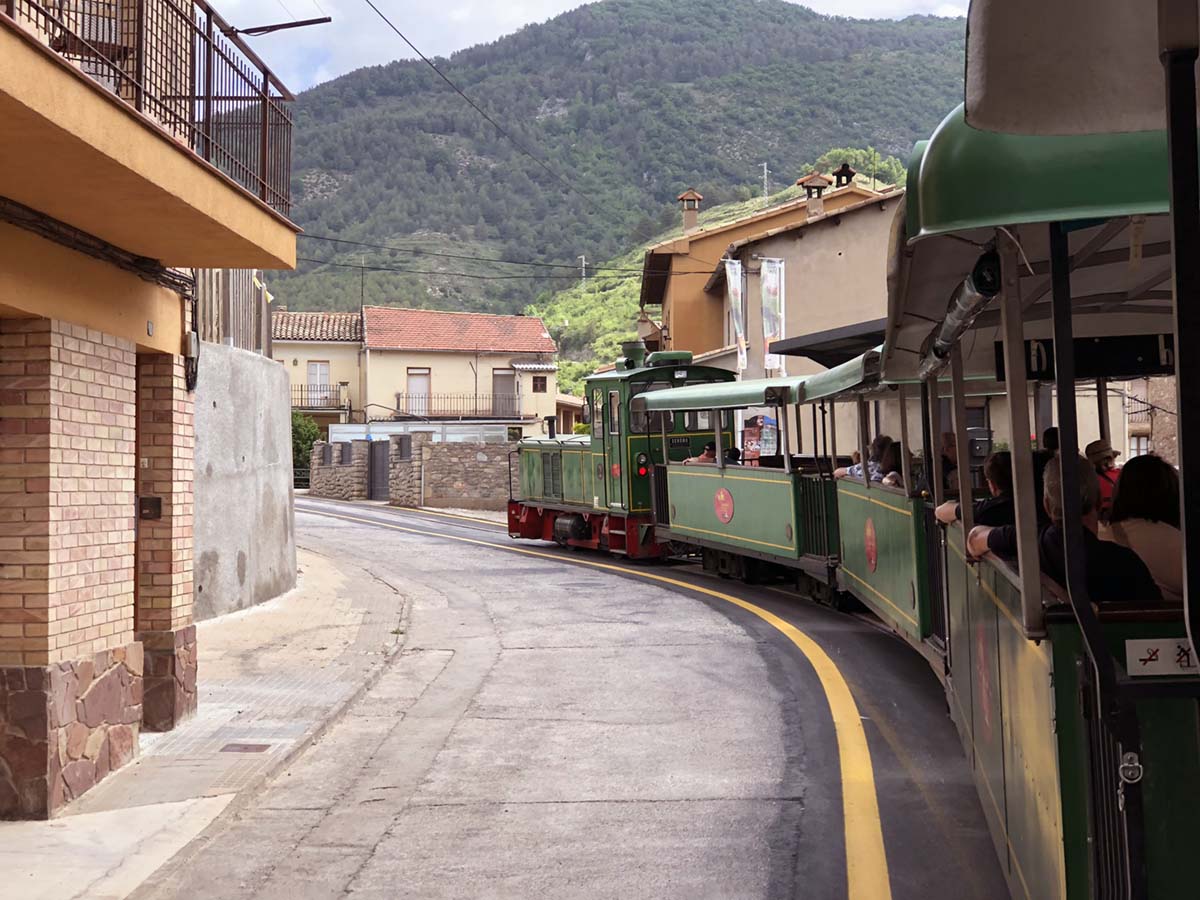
xmin=507 ymin=341 xmax=734 ymax=558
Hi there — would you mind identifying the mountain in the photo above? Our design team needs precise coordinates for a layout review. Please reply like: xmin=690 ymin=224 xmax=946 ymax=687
xmin=274 ymin=0 xmax=964 ymax=319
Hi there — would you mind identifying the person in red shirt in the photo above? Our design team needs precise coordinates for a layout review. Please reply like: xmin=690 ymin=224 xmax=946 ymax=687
xmin=1085 ymin=439 xmax=1121 ymax=522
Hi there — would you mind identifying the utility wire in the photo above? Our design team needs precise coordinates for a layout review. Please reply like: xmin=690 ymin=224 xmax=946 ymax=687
xmin=296 ymin=256 xmax=637 ymax=281
xmin=353 ymin=0 xmax=726 ymax=270
xmin=298 ymin=233 xmax=713 ymax=275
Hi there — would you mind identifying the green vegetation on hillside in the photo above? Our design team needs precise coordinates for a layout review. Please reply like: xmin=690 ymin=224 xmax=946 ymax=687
xmin=274 ymin=0 xmax=963 ymax=314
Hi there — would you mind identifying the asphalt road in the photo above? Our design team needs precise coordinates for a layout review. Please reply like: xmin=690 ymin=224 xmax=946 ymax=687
xmin=133 ymin=498 xmax=1007 ymax=900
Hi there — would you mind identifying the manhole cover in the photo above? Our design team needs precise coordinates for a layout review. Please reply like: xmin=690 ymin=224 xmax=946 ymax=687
xmin=220 ymin=743 xmax=271 ymax=753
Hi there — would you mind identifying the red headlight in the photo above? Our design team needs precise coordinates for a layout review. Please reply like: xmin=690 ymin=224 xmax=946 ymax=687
xmin=636 ymin=453 xmax=649 ymax=477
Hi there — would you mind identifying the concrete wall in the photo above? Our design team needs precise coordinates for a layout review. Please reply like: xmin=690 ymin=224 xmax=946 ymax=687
xmin=193 ymin=342 xmax=296 ymax=621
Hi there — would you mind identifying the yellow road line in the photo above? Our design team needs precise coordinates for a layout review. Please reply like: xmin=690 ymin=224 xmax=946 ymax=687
xmin=407 ymin=507 xmax=506 ymax=528
xmin=302 ymin=507 xmax=893 ymax=900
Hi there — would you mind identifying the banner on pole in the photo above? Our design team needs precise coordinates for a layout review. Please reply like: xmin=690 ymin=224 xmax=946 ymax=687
xmin=761 ymin=258 xmax=785 ymax=372
xmin=725 ymin=259 xmax=747 ymax=371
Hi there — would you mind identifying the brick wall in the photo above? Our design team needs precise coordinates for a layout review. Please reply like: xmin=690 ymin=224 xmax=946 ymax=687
xmin=0 ymin=319 xmax=137 ymax=667
xmin=309 ymin=440 xmax=369 ymax=501
xmin=390 ymin=435 xmax=518 ymax=511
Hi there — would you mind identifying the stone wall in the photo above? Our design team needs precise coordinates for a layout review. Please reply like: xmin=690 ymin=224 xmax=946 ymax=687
xmin=1146 ymin=376 xmax=1178 ymax=464
xmin=390 ymin=435 xmax=518 ymax=511
xmin=309 ymin=440 xmax=369 ymax=501
xmin=193 ymin=342 xmax=296 ymax=621
xmin=0 ymin=642 xmax=143 ymax=818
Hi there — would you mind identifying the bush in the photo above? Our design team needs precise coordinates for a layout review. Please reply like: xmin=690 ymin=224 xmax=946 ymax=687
xmin=292 ymin=412 xmax=321 ymax=471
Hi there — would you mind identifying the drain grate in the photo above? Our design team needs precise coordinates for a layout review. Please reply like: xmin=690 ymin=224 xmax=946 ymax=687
xmin=220 ymin=742 xmax=272 ymax=753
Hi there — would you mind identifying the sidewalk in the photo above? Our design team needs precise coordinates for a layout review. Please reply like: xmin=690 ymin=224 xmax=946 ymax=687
xmin=0 ymin=546 xmax=410 ymax=900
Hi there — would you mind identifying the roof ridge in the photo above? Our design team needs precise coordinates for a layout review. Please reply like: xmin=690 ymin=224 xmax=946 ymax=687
xmin=363 ymin=305 xmax=544 ymax=322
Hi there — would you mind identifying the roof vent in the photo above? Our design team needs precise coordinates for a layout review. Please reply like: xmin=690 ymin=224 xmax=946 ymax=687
xmin=795 ymin=172 xmax=831 ymax=199
xmin=646 ymin=351 xmax=693 ymax=367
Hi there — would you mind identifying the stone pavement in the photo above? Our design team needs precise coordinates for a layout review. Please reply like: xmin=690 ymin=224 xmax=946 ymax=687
xmin=0 ymin=538 xmax=410 ymax=900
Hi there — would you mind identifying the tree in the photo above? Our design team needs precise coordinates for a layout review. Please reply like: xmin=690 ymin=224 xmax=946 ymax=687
xmin=810 ymin=146 xmax=907 ymax=188
xmin=292 ymin=412 xmax=321 ymax=472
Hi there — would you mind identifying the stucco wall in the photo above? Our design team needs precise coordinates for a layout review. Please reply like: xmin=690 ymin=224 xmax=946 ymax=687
xmin=193 ymin=342 xmax=297 ymax=620
xmin=273 ymin=340 xmax=363 ymax=410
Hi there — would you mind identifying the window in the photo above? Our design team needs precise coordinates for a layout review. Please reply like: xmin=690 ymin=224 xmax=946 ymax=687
xmin=406 ymin=368 xmax=431 ymax=417
xmin=532 ymin=375 xmax=548 ymax=393
xmin=684 ymin=409 xmax=733 ymax=431
xmin=630 ymin=383 xmax=672 ymax=433
xmin=306 ymin=361 xmax=333 ymax=405
xmin=1130 ymin=435 xmax=1150 ymax=457
xmin=609 ymin=391 xmax=621 ymax=435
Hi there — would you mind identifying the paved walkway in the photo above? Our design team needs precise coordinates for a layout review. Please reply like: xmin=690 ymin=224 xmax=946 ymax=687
xmin=0 ymin=541 xmax=410 ymax=900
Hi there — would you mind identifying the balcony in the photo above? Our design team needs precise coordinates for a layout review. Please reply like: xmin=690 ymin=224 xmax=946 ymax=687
xmin=0 ymin=0 xmax=297 ymax=268
xmin=293 ymin=383 xmax=348 ymax=410
xmin=392 ymin=393 xmax=527 ymax=420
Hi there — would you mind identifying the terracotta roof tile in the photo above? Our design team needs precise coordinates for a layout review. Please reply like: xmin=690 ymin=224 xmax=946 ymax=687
xmin=272 ymin=311 xmax=362 ymax=342
xmin=363 ymin=306 xmax=557 ymax=353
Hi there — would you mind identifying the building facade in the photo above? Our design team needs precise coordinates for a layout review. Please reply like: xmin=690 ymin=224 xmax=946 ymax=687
xmin=274 ymin=306 xmax=566 ymax=440
xmin=0 ymin=0 xmax=296 ymax=817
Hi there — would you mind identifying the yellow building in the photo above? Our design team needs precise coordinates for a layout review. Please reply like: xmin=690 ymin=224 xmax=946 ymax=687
xmin=272 ymin=307 xmax=564 ymax=439
xmin=0 ymin=0 xmax=296 ymax=816
xmin=640 ymin=174 xmax=888 ymax=355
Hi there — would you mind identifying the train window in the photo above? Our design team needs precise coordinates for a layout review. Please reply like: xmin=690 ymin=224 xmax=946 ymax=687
xmin=630 ymin=383 xmax=672 ymax=433
xmin=608 ymin=391 xmax=620 ymax=435
xmin=684 ymin=409 xmax=733 ymax=431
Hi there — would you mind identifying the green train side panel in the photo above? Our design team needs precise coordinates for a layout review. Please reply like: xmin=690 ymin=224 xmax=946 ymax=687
xmin=796 ymin=475 xmax=840 ymax=559
xmin=1050 ymin=618 xmax=1200 ymax=899
xmin=944 ymin=529 xmax=1068 ymax=900
xmin=517 ymin=441 xmax=595 ymax=509
xmin=835 ymin=480 xmax=925 ymax=641
xmin=666 ymin=466 xmax=800 ymax=559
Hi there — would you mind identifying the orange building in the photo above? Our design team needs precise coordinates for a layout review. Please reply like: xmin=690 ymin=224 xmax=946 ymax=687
xmin=639 ymin=172 xmax=888 ymax=355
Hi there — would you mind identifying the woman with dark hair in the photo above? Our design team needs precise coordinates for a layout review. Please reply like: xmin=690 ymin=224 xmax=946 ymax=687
xmin=1102 ymin=454 xmax=1182 ymax=604
xmin=834 ymin=434 xmax=893 ymax=483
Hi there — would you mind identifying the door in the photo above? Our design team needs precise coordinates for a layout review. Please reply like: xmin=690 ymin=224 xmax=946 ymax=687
xmin=606 ymin=389 xmax=625 ymax=509
xmin=307 ymin=361 xmax=331 ymax=406
xmin=492 ymin=369 xmax=517 ymax=416
xmin=592 ymin=387 xmax=607 ymax=508
xmin=407 ymin=368 xmax=430 ymax=416
xmin=368 ymin=440 xmax=390 ymax=500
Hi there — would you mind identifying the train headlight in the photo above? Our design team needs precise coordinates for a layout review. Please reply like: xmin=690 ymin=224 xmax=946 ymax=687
xmin=636 ymin=453 xmax=649 ymax=477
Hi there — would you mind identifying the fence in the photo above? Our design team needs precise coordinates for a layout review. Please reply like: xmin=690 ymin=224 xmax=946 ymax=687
xmin=393 ymin=392 xmax=524 ymax=419
xmin=292 ymin=383 xmax=348 ymax=409
xmin=7 ymin=0 xmax=293 ymax=216
xmin=195 ymin=269 xmax=270 ymax=352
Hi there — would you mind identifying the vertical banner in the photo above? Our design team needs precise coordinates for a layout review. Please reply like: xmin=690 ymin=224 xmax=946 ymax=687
xmin=725 ymin=259 xmax=747 ymax=371
xmin=761 ymin=258 xmax=786 ymax=372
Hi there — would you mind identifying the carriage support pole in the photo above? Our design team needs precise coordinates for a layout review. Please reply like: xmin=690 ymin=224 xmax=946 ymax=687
xmin=948 ymin=346 xmax=974 ymax=534
xmin=1161 ymin=8 xmax=1200 ymax=664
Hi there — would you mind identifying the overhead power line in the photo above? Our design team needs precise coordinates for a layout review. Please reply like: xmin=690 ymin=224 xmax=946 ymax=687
xmin=353 ymin=0 xmax=725 ymax=270
xmin=296 ymin=256 xmax=637 ymax=281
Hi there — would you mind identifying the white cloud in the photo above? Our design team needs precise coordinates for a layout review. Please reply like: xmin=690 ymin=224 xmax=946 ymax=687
xmin=226 ymin=0 xmax=963 ymax=93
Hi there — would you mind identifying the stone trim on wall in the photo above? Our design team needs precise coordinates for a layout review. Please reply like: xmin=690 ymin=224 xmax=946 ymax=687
xmin=389 ymin=435 xmax=518 ymax=511
xmin=139 ymin=625 xmax=196 ymax=732
xmin=309 ymin=440 xmax=370 ymax=501
xmin=0 ymin=641 xmax=142 ymax=819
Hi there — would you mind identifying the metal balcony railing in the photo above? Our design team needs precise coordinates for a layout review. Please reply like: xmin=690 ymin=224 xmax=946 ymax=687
xmin=393 ymin=392 xmax=526 ymax=419
xmin=5 ymin=0 xmax=293 ymax=216
xmin=1127 ymin=397 xmax=1152 ymax=425
xmin=292 ymin=383 xmax=347 ymax=409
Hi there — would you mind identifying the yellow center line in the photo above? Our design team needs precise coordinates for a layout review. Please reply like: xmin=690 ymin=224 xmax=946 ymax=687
xmin=302 ymin=507 xmax=893 ymax=900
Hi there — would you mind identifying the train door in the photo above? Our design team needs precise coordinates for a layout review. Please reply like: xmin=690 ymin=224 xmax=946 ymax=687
xmin=605 ymin=389 xmax=625 ymax=509
xmin=591 ymin=386 xmax=608 ymax=508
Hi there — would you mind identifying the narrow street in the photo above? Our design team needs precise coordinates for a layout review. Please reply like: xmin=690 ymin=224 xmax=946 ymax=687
xmin=123 ymin=499 xmax=1004 ymax=900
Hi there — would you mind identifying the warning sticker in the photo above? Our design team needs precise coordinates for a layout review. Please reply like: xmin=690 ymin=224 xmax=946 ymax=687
xmin=1125 ymin=637 xmax=1199 ymax=677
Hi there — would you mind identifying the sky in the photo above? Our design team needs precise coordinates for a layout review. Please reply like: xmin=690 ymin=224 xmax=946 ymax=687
xmin=225 ymin=0 xmax=966 ymax=93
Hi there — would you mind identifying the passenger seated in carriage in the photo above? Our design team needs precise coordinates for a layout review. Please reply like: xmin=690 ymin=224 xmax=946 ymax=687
xmin=683 ymin=442 xmax=718 ymax=465
xmin=967 ymin=454 xmax=1163 ymax=605
xmin=934 ymin=451 xmax=1015 ymax=527
xmin=880 ymin=441 xmax=904 ymax=489
xmin=835 ymin=434 xmax=893 ymax=483
xmin=1101 ymin=453 xmax=1182 ymax=604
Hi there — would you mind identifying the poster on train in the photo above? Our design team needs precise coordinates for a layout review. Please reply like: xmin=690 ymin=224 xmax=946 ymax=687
xmin=725 ymin=259 xmax=747 ymax=371
xmin=761 ymin=258 xmax=786 ymax=373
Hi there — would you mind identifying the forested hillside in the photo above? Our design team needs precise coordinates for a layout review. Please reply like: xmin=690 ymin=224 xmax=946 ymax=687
xmin=274 ymin=0 xmax=964 ymax=316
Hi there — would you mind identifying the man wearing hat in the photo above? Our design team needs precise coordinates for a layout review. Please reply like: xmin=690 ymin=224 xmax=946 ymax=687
xmin=1085 ymin=438 xmax=1121 ymax=522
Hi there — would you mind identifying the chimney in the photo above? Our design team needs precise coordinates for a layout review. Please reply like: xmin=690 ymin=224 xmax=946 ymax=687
xmin=275 ymin=305 xmax=287 ymax=313
xmin=833 ymin=162 xmax=857 ymax=188
xmin=797 ymin=172 xmax=831 ymax=219
xmin=677 ymin=189 xmax=703 ymax=234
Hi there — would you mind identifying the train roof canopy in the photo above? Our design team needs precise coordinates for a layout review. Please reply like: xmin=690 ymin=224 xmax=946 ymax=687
xmin=963 ymin=0 xmax=1175 ymax=136
xmin=907 ymin=106 xmax=1168 ymax=241
xmin=641 ymin=374 xmax=805 ymax=412
xmin=801 ymin=347 xmax=884 ymax=402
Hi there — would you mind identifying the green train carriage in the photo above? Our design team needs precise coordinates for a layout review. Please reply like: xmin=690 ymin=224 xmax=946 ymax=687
xmin=508 ymin=342 xmax=734 ymax=558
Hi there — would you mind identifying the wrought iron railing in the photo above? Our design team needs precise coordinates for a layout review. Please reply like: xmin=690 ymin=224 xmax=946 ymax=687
xmin=5 ymin=0 xmax=293 ymax=216
xmin=392 ymin=392 xmax=526 ymax=419
xmin=1127 ymin=397 xmax=1152 ymax=425
xmin=292 ymin=383 xmax=347 ymax=409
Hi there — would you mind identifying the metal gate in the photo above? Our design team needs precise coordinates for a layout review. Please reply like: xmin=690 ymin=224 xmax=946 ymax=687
xmin=368 ymin=440 xmax=390 ymax=501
